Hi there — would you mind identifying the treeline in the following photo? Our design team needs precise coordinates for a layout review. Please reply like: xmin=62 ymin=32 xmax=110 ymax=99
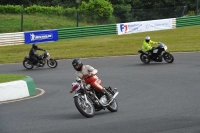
xmin=0 ymin=5 xmax=73 ymax=15
xmin=0 ymin=1 xmax=114 ymax=23
xmin=0 ymin=0 xmax=198 ymax=23
xmin=0 ymin=0 xmax=198 ymax=11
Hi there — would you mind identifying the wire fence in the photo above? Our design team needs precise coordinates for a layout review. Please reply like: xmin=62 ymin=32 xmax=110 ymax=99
xmin=113 ymin=6 xmax=188 ymax=23
xmin=0 ymin=6 xmax=193 ymax=33
xmin=75 ymin=6 xmax=189 ymax=25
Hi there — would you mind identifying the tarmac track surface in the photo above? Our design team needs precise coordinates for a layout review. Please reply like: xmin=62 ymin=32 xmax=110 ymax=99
xmin=0 ymin=52 xmax=200 ymax=133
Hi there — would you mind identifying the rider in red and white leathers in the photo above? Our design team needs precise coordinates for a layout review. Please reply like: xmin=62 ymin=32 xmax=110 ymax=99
xmin=71 ymin=58 xmax=112 ymax=101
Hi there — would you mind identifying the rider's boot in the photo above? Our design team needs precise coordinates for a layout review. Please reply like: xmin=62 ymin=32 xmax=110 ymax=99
xmin=157 ymin=55 xmax=162 ymax=61
xmin=102 ymin=88 xmax=113 ymax=102
xmin=33 ymin=61 xmax=39 ymax=67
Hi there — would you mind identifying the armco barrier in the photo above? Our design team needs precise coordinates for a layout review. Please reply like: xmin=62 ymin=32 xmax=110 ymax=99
xmin=58 ymin=24 xmax=117 ymax=40
xmin=0 ymin=76 xmax=36 ymax=102
xmin=172 ymin=18 xmax=176 ymax=28
xmin=0 ymin=32 xmax=24 ymax=46
xmin=0 ymin=16 xmax=199 ymax=45
xmin=176 ymin=15 xmax=200 ymax=27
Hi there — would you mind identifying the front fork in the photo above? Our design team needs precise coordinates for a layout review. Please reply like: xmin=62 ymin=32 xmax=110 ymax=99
xmin=74 ymin=93 xmax=90 ymax=106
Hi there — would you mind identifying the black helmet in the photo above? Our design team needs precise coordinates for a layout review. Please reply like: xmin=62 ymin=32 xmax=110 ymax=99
xmin=72 ymin=58 xmax=83 ymax=71
xmin=32 ymin=43 xmax=38 ymax=49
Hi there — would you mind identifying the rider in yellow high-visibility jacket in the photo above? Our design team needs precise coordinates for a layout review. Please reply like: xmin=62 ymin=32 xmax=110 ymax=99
xmin=142 ymin=36 xmax=158 ymax=52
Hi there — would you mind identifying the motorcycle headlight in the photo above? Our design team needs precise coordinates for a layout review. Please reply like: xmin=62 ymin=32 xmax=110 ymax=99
xmin=99 ymin=95 xmax=109 ymax=106
xmin=47 ymin=53 xmax=50 ymax=57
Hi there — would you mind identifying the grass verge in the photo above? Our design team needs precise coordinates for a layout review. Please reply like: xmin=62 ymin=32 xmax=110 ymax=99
xmin=0 ymin=13 xmax=93 ymax=33
xmin=0 ymin=25 xmax=200 ymax=64
xmin=0 ymin=74 xmax=27 ymax=83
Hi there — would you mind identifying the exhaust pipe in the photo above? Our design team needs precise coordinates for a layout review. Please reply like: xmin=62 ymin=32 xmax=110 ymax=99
xmin=107 ymin=91 xmax=119 ymax=105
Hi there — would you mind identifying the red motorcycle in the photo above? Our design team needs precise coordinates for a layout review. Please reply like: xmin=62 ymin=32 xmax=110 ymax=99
xmin=71 ymin=79 xmax=119 ymax=118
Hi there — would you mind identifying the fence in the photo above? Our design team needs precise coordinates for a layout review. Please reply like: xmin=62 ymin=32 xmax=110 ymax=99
xmin=0 ymin=6 xmax=189 ymax=33
xmin=114 ymin=6 xmax=187 ymax=22
xmin=0 ymin=32 xmax=24 ymax=46
xmin=176 ymin=15 xmax=200 ymax=27
xmin=58 ymin=24 xmax=116 ymax=40
xmin=0 ymin=15 xmax=200 ymax=46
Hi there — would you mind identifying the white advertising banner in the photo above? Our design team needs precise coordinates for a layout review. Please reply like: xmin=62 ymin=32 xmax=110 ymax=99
xmin=117 ymin=18 xmax=173 ymax=35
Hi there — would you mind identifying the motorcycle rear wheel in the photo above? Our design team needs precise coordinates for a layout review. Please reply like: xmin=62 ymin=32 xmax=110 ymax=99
xmin=47 ymin=58 xmax=57 ymax=68
xmin=140 ymin=53 xmax=151 ymax=64
xmin=163 ymin=52 xmax=174 ymax=63
xmin=23 ymin=59 xmax=34 ymax=69
xmin=74 ymin=94 xmax=94 ymax=118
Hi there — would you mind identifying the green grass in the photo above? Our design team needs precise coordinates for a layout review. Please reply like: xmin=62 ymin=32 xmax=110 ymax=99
xmin=0 ymin=25 xmax=200 ymax=64
xmin=0 ymin=74 xmax=27 ymax=83
xmin=0 ymin=13 xmax=93 ymax=33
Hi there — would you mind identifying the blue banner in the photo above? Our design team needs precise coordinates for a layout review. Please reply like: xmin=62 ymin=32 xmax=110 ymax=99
xmin=24 ymin=30 xmax=58 ymax=44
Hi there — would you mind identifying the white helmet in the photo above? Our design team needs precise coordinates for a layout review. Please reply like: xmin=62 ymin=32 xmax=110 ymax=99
xmin=145 ymin=36 xmax=150 ymax=43
xmin=145 ymin=36 xmax=150 ymax=41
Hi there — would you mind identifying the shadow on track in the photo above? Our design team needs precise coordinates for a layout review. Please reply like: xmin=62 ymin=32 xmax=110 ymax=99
xmin=123 ymin=62 xmax=174 ymax=67
xmin=39 ymin=110 xmax=114 ymax=120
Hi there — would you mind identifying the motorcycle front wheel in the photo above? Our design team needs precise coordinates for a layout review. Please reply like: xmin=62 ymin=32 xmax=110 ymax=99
xmin=163 ymin=52 xmax=174 ymax=63
xmin=47 ymin=58 xmax=57 ymax=68
xmin=23 ymin=59 xmax=34 ymax=69
xmin=140 ymin=53 xmax=151 ymax=64
xmin=74 ymin=94 xmax=95 ymax=118
xmin=107 ymin=99 xmax=118 ymax=112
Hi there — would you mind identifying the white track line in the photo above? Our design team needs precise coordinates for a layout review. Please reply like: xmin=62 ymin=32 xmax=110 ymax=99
xmin=0 ymin=88 xmax=45 ymax=104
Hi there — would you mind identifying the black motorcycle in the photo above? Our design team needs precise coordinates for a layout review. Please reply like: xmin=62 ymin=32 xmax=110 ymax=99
xmin=138 ymin=42 xmax=174 ymax=64
xmin=71 ymin=79 xmax=119 ymax=118
xmin=23 ymin=50 xmax=57 ymax=69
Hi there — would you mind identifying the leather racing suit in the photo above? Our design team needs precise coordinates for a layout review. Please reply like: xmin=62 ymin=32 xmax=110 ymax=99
xmin=75 ymin=65 xmax=103 ymax=92
xmin=29 ymin=47 xmax=44 ymax=65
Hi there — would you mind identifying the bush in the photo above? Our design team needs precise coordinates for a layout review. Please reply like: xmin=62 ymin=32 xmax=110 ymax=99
xmin=24 ymin=5 xmax=64 ymax=15
xmin=79 ymin=0 xmax=113 ymax=23
xmin=0 ymin=4 xmax=115 ymax=24
xmin=0 ymin=5 xmax=22 ymax=14
xmin=187 ymin=10 xmax=196 ymax=16
xmin=64 ymin=7 xmax=76 ymax=20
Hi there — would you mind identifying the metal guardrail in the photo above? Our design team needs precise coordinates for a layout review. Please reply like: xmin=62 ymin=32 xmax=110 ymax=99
xmin=58 ymin=24 xmax=117 ymax=40
xmin=172 ymin=18 xmax=176 ymax=28
xmin=176 ymin=15 xmax=200 ymax=27
xmin=1 ymin=16 xmax=200 ymax=46
xmin=0 ymin=32 xmax=24 ymax=46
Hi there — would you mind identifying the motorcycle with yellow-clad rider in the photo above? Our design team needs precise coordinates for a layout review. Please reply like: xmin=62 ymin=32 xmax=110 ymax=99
xmin=138 ymin=36 xmax=174 ymax=64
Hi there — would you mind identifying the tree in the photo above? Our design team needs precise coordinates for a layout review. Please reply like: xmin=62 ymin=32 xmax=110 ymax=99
xmin=79 ymin=0 xmax=113 ymax=23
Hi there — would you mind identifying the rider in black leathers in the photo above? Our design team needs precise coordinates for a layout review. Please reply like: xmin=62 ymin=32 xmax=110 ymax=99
xmin=29 ymin=44 xmax=45 ymax=66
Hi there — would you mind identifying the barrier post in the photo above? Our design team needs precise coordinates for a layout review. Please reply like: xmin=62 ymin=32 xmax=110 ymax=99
xmin=196 ymin=0 xmax=199 ymax=15
xmin=21 ymin=5 xmax=24 ymax=32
